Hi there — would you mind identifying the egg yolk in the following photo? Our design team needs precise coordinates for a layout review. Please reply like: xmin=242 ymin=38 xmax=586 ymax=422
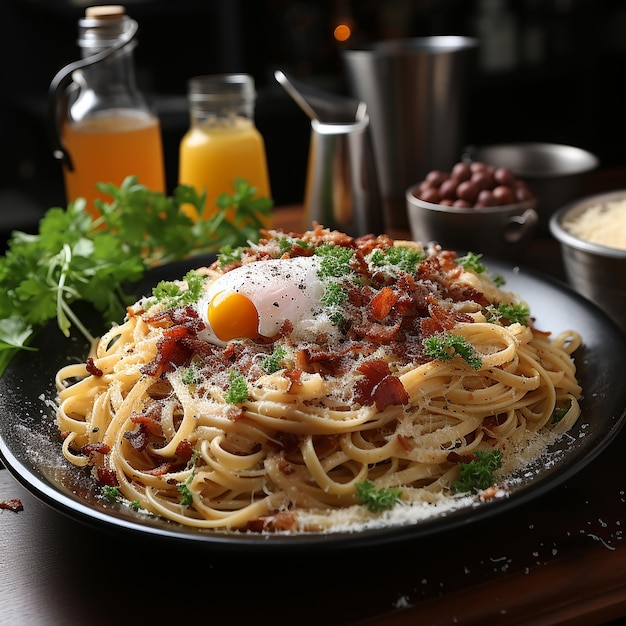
xmin=207 ymin=290 xmax=259 ymax=341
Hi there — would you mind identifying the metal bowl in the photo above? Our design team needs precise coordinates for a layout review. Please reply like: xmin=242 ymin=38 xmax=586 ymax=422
xmin=550 ymin=190 xmax=626 ymax=333
xmin=406 ymin=184 xmax=538 ymax=259
xmin=468 ymin=142 xmax=599 ymax=232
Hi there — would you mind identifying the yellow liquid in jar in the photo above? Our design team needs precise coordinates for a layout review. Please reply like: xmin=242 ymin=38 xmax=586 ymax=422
xmin=62 ymin=112 xmax=166 ymax=219
xmin=178 ymin=116 xmax=271 ymax=222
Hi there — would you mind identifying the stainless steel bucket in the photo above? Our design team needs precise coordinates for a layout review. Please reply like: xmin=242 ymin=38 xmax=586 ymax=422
xmin=342 ymin=36 xmax=478 ymax=232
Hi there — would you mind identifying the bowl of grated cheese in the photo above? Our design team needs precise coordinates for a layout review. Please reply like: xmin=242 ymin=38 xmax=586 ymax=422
xmin=550 ymin=189 xmax=626 ymax=333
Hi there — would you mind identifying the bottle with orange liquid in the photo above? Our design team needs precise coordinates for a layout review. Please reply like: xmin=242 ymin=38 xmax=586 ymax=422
xmin=178 ymin=74 xmax=271 ymax=222
xmin=49 ymin=5 xmax=165 ymax=219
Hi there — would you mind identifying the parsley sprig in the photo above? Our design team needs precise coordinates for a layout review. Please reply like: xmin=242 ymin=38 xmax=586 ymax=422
xmin=0 ymin=176 xmax=272 ymax=376
xmin=356 ymin=480 xmax=403 ymax=512
xmin=422 ymin=332 xmax=483 ymax=370
xmin=451 ymin=449 xmax=503 ymax=493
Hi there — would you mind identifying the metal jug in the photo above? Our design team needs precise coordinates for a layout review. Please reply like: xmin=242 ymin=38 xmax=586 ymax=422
xmin=275 ymin=70 xmax=383 ymax=237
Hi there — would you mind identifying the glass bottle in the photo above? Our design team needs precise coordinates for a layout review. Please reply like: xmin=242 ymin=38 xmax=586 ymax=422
xmin=178 ymin=74 xmax=271 ymax=222
xmin=49 ymin=5 xmax=165 ymax=218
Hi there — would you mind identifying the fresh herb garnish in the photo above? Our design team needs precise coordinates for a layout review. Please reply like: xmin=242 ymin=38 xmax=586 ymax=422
xmin=315 ymin=243 xmax=354 ymax=278
xmin=102 ymin=485 xmax=120 ymax=503
xmin=486 ymin=302 xmax=530 ymax=326
xmin=369 ymin=246 xmax=425 ymax=274
xmin=422 ymin=332 xmax=483 ymax=370
xmin=552 ymin=407 xmax=568 ymax=424
xmin=150 ymin=271 xmax=207 ymax=310
xmin=177 ymin=479 xmax=194 ymax=506
xmin=262 ymin=346 xmax=287 ymax=374
xmin=181 ymin=365 xmax=202 ymax=385
xmin=0 ymin=176 xmax=272 ymax=377
xmin=217 ymin=244 xmax=245 ymax=267
xmin=457 ymin=252 xmax=487 ymax=274
xmin=356 ymin=480 xmax=402 ymax=512
xmin=451 ymin=449 xmax=503 ymax=493
xmin=321 ymin=281 xmax=348 ymax=307
xmin=224 ymin=370 xmax=249 ymax=404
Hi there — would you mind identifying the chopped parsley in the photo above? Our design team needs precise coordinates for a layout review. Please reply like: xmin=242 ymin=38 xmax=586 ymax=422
xmin=451 ymin=449 xmax=503 ymax=493
xmin=262 ymin=346 xmax=287 ymax=374
xmin=278 ymin=236 xmax=311 ymax=254
xmin=321 ymin=281 xmax=348 ymax=307
xmin=315 ymin=243 xmax=354 ymax=278
xmin=178 ymin=479 xmax=194 ymax=506
xmin=422 ymin=332 xmax=483 ymax=370
xmin=356 ymin=480 xmax=402 ymax=512
xmin=457 ymin=252 xmax=486 ymax=274
xmin=224 ymin=370 xmax=249 ymax=404
xmin=368 ymin=246 xmax=425 ymax=275
xmin=486 ymin=302 xmax=530 ymax=326
xmin=150 ymin=270 xmax=207 ymax=310
xmin=102 ymin=485 xmax=120 ymax=503
xmin=552 ymin=406 xmax=568 ymax=424
xmin=217 ymin=244 xmax=244 ymax=267
xmin=181 ymin=365 xmax=202 ymax=385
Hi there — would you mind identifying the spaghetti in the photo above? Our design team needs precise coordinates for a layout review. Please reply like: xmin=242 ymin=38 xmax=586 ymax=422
xmin=55 ymin=225 xmax=582 ymax=532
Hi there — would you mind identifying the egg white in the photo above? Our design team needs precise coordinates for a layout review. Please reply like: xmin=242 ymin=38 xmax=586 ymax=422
xmin=196 ymin=256 xmax=326 ymax=344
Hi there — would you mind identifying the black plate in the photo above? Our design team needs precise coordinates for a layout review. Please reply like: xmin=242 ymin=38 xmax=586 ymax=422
xmin=1 ymin=259 xmax=625 ymax=550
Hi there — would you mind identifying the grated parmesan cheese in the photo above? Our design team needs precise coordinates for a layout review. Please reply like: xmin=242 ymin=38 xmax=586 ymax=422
xmin=564 ymin=199 xmax=626 ymax=250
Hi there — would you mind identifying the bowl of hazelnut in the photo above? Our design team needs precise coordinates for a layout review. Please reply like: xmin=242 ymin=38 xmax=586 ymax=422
xmin=406 ymin=160 xmax=538 ymax=258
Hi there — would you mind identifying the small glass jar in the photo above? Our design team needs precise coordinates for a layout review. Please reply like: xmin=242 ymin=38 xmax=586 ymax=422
xmin=178 ymin=74 xmax=271 ymax=221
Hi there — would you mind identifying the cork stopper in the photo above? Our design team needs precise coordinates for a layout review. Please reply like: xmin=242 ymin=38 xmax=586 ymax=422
xmin=85 ymin=5 xmax=126 ymax=19
xmin=78 ymin=5 xmax=134 ymax=50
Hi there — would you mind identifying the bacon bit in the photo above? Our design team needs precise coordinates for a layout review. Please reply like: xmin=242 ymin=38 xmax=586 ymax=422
xmin=86 ymin=357 xmax=103 ymax=377
xmin=0 ymin=499 xmax=24 ymax=512
xmin=145 ymin=463 xmax=174 ymax=477
xmin=480 ymin=485 xmax=499 ymax=501
xmin=312 ymin=435 xmax=339 ymax=458
xmin=142 ymin=306 xmax=206 ymax=378
xmin=245 ymin=511 xmax=297 ymax=532
xmin=428 ymin=302 xmax=458 ymax=331
xmin=373 ymin=375 xmax=410 ymax=411
xmin=420 ymin=316 xmax=444 ymax=338
xmin=175 ymin=439 xmax=194 ymax=463
xmin=355 ymin=359 xmax=409 ymax=411
xmin=447 ymin=450 xmax=475 ymax=465
xmin=230 ymin=407 xmax=247 ymax=421
xmin=81 ymin=442 xmax=111 ymax=456
xmin=482 ymin=414 xmax=507 ymax=438
xmin=532 ymin=327 xmax=551 ymax=337
xmin=277 ymin=457 xmax=296 ymax=475
xmin=281 ymin=368 xmax=303 ymax=391
xmin=276 ymin=432 xmax=301 ymax=456
xmin=97 ymin=467 xmax=119 ymax=486
xmin=353 ymin=319 xmax=402 ymax=344
xmin=397 ymin=434 xmax=413 ymax=451
xmin=130 ymin=414 xmax=164 ymax=437
xmin=147 ymin=380 xmax=173 ymax=400
xmin=370 ymin=287 xmax=398 ymax=321
xmin=219 ymin=343 xmax=234 ymax=360
xmin=124 ymin=425 xmax=149 ymax=452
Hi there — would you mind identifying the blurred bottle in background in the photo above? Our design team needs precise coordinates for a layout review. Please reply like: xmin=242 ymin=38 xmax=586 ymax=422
xmin=49 ymin=5 xmax=165 ymax=217
xmin=178 ymin=74 xmax=271 ymax=221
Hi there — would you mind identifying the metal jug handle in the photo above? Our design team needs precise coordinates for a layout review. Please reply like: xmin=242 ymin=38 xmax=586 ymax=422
xmin=504 ymin=207 xmax=539 ymax=243
xmin=47 ymin=17 xmax=138 ymax=171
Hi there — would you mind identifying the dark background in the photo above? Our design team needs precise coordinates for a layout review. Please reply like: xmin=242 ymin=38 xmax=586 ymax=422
xmin=1 ymin=0 xmax=624 ymax=238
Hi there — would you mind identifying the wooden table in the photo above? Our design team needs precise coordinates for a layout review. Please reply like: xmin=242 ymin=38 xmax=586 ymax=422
xmin=2 ymin=181 xmax=626 ymax=625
